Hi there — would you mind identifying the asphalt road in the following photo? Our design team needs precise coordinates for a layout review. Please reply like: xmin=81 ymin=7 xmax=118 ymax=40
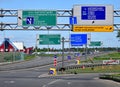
xmin=0 ymin=51 xmax=115 ymax=71
xmin=0 ymin=51 xmax=119 ymax=87
xmin=0 ymin=64 xmax=119 ymax=87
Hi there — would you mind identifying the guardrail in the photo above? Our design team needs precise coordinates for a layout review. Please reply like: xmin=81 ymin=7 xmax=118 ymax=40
xmin=57 ymin=63 xmax=120 ymax=71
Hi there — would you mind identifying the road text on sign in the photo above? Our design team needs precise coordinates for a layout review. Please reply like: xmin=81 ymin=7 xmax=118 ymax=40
xmin=18 ymin=10 xmax=57 ymax=26
xmin=39 ymin=34 xmax=61 ymax=45
xmin=70 ymin=34 xmax=87 ymax=46
xmin=81 ymin=6 xmax=105 ymax=20
xmin=89 ymin=41 xmax=102 ymax=46
xmin=73 ymin=26 xmax=113 ymax=32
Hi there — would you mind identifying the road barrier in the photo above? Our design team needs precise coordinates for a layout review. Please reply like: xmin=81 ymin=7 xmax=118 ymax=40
xmin=57 ymin=63 xmax=120 ymax=71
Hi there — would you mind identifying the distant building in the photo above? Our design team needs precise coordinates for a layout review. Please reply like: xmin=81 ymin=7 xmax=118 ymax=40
xmin=13 ymin=42 xmax=24 ymax=51
xmin=0 ymin=38 xmax=33 ymax=54
xmin=0 ymin=38 xmax=18 ymax=52
xmin=24 ymin=47 xmax=33 ymax=54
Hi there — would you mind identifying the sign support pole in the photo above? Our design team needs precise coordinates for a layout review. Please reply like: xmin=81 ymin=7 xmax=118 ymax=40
xmin=62 ymin=37 xmax=65 ymax=68
xmin=35 ymin=34 xmax=39 ymax=56
xmin=85 ymin=44 xmax=88 ymax=61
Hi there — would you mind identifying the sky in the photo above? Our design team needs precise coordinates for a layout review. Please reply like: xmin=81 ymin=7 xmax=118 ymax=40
xmin=0 ymin=0 xmax=120 ymax=49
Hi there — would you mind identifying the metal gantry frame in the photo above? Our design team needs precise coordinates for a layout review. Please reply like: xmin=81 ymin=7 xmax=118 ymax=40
xmin=0 ymin=9 xmax=120 ymax=31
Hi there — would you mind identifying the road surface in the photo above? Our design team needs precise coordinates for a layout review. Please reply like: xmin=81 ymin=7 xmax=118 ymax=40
xmin=0 ymin=64 xmax=119 ymax=87
xmin=0 ymin=51 xmax=119 ymax=87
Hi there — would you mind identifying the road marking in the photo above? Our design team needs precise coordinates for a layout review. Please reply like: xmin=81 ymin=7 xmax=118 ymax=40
xmin=67 ymin=82 xmax=71 ymax=85
xmin=42 ymin=85 xmax=47 ymax=87
xmin=38 ymin=73 xmax=49 ymax=78
xmin=48 ymin=79 xmax=61 ymax=85
xmin=33 ymin=68 xmax=40 ymax=71
xmin=93 ymin=77 xmax=99 ymax=80
xmin=4 ymin=80 xmax=15 ymax=84
xmin=42 ymin=79 xmax=61 ymax=87
xmin=38 ymin=73 xmax=75 ymax=78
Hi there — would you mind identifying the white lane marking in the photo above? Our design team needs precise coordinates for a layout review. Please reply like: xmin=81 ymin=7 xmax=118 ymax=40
xmin=93 ymin=77 xmax=99 ymax=80
xmin=42 ymin=79 xmax=61 ymax=87
xmin=38 ymin=73 xmax=49 ymax=78
xmin=67 ymin=82 xmax=71 ymax=85
xmin=4 ymin=80 xmax=15 ymax=84
xmin=42 ymin=85 xmax=47 ymax=87
xmin=34 ymin=68 xmax=39 ymax=71
xmin=48 ymin=79 xmax=61 ymax=85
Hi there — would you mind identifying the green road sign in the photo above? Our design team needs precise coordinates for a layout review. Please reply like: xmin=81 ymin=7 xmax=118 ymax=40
xmin=89 ymin=41 xmax=102 ymax=46
xmin=39 ymin=34 xmax=61 ymax=45
xmin=19 ymin=10 xmax=57 ymax=26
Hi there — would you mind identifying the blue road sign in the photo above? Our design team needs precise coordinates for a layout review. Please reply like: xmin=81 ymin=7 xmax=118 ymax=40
xmin=54 ymin=55 xmax=57 ymax=58
xmin=26 ymin=17 xmax=34 ymax=24
xmin=49 ymin=70 xmax=54 ymax=74
xmin=71 ymin=34 xmax=87 ymax=46
xmin=77 ymin=53 xmax=80 ymax=57
xmin=81 ymin=6 xmax=105 ymax=20
xmin=67 ymin=56 xmax=71 ymax=60
xmin=69 ymin=17 xmax=77 ymax=24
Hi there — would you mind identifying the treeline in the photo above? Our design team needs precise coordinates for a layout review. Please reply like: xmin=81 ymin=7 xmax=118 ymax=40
xmin=34 ymin=47 xmax=119 ymax=52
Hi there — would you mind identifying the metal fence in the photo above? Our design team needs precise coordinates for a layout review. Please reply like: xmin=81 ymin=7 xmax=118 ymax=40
xmin=0 ymin=52 xmax=24 ymax=63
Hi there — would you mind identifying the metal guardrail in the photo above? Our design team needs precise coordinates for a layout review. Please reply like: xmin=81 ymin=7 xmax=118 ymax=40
xmin=57 ymin=63 xmax=120 ymax=70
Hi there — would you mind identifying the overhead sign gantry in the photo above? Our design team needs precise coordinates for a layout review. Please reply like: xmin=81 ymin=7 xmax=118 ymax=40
xmin=0 ymin=5 xmax=120 ymax=31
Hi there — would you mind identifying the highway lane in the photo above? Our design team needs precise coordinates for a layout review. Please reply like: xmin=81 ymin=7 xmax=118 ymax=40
xmin=41 ymin=74 xmax=120 ymax=87
xmin=0 ymin=55 xmax=72 ymax=71
xmin=0 ymin=70 xmax=119 ymax=87
xmin=0 ymin=62 xmax=119 ymax=87
xmin=0 ymin=64 xmax=53 ymax=87
xmin=0 ymin=51 xmax=115 ymax=71
xmin=0 ymin=51 xmax=119 ymax=87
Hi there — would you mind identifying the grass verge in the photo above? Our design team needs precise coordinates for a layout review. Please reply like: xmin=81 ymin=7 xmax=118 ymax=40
xmin=65 ymin=65 xmax=120 ymax=74
xmin=24 ymin=54 xmax=36 ymax=61
xmin=99 ymin=74 xmax=120 ymax=82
